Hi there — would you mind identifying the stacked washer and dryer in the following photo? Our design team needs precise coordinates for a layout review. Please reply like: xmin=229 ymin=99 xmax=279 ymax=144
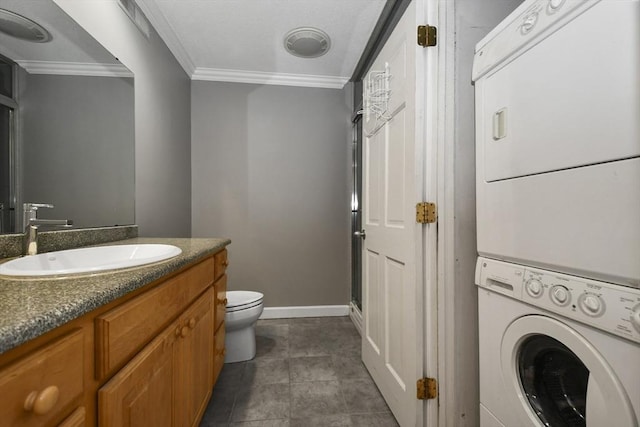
xmin=472 ymin=0 xmax=640 ymax=426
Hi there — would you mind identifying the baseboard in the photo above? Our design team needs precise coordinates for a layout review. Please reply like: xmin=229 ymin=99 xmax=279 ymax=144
xmin=349 ymin=303 xmax=363 ymax=336
xmin=259 ymin=305 xmax=350 ymax=319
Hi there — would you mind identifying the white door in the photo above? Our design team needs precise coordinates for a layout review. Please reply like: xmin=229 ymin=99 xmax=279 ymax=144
xmin=361 ymin=2 xmax=428 ymax=426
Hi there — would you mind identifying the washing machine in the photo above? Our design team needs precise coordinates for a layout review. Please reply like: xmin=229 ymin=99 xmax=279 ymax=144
xmin=476 ymin=257 xmax=640 ymax=427
xmin=472 ymin=0 xmax=640 ymax=288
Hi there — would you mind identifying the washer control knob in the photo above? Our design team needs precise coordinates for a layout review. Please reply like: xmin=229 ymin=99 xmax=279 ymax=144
xmin=521 ymin=12 xmax=539 ymax=34
xmin=579 ymin=293 xmax=605 ymax=317
xmin=550 ymin=285 xmax=570 ymax=305
xmin=548 ymin=0 xmax=565 ymax=11
xmin=526 ymin=279 xmax=543 ymax=298
xmin=631 ymin=304 xmax=640 ymax=333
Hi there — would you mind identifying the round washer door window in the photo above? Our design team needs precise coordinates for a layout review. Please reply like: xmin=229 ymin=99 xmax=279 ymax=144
xmin=518 ymin=335 xmax=588 ymax=426
xmin=501 ymin=315 xmax=636 ymax=427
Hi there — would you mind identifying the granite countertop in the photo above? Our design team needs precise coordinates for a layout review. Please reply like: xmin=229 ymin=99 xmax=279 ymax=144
xmin=0 ymin=237 xmax=231 ymax=355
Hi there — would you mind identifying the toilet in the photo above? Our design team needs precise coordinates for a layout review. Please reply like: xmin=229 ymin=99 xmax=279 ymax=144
xmin=224 ymin=291 xmax=264 ymax=363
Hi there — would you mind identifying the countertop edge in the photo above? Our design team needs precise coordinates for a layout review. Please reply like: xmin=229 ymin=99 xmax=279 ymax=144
xmin=0 ymin=237 xmax=231 ymax=355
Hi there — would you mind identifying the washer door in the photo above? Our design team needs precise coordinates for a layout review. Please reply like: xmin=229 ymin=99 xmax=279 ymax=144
xmin=501 ymin=315 xmax=637 ymax=427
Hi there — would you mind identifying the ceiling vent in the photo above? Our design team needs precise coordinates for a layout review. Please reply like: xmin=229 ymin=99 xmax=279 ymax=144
xmin=284 ymin=27 xmax=331 ymax=58
xmin=0 ymin=9 xmax=51 ymax=43
xmin=118 ymin=0 xmax=151 ymax=39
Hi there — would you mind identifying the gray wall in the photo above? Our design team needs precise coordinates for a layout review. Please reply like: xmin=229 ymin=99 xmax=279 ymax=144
xmin=443 ymin=0 xmax=523 ymax=425
xmin=21 ymin=73 xmax=135 ymax=228
xmin=55 ymin=0 xmax=191 ymax=237
xmin=191 ymin=82 xmax=350 ymax=307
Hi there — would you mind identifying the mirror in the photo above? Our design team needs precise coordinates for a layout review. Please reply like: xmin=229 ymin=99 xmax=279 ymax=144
xmin=0 ymin=0 xmax=135 ymax=234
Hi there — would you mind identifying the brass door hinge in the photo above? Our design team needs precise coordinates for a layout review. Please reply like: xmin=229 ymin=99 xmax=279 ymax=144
xmin=417 ymin=25 xmax=437 ymax=47
xmin=417 ymin=377 xmax=438 ymax=400
xmin=416 ymin=202 xmax=437 ymax=224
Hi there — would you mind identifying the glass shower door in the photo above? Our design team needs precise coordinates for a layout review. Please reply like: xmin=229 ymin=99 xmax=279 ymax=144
xmin=351 ymin=113 xmax=363 ymax=310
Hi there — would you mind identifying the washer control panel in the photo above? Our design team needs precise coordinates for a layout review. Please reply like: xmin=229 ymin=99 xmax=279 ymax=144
xmin=477 ymin=258 xmax=640 ymax=343
xmin=472 ymin=0 xmax=593 ymax=80
xmin=521 ymin=268 xmax=640 ymax=343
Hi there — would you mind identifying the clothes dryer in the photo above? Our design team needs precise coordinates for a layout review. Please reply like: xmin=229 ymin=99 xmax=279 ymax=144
xmin=476 ymin=257 xmax=640 ymax=427
xmin=473 ymin=0 xmax=640 ymax=287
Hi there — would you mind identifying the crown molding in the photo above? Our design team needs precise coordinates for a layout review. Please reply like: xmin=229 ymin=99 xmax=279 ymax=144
xmin=135 ymin=0 xmax=196 ymax=77
xmin=191 ymin=68 xmax=349 ymax=89
xmin=17 ymin=61 xmax=133 ymax=78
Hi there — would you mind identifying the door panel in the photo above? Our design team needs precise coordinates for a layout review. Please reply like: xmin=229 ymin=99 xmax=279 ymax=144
xmin=386 ymin=112 xmax=406 ymax=227
xmin=365 ymin=249 xmax=382 ymax=354
xmin=365 ymin=131 xmax=383 ymax=226
xmin=385 ymin=256 xmax=406 ymax=386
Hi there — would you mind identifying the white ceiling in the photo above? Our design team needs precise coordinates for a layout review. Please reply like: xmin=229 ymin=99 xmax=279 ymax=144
xmin=136 ymin=0 xmax=387 ymax=88
xmin=0 ymin=0 xmax=131 ymax=77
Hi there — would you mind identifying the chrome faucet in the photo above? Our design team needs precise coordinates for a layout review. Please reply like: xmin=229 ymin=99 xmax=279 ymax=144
xmin=23 ymin=203 xmax=73 ymax=256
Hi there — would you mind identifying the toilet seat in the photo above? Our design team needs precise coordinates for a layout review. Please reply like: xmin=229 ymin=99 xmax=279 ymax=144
xmin=226 ymin=291 xmax=263 ymax=312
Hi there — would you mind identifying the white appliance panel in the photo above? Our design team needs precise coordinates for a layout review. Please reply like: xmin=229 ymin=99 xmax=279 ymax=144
xmin=480 ymin=0 xmax=640 ymax=182
xmin=474 ymin=0 xmax=640 ymax=286
xmin=476 ymin=258 xmax=640 ymax=427
xmin=477 ymin=158 xmax=640 ymax=287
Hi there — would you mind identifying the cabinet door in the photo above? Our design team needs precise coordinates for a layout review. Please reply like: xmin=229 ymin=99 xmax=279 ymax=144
xmin=98 ymin=324 xmax=176 ymax=427
xmin=173 ymin=288 xmax=214 ymax=427
xmin=213 ymin=323 xmax=225 ymax=386
xmin=213 ymin=275 xmax=227 ymax=332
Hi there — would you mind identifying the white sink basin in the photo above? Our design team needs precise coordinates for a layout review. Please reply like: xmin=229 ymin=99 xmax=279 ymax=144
xmin=0 ymin=244 xmax=182 ymax=277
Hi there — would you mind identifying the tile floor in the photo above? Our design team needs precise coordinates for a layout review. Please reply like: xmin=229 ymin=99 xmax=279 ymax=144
xmin=199 ymin=316 xmax=400 ymax=427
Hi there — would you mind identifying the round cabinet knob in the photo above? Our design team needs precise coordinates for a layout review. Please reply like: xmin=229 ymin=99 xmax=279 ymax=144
xmin=579 ymin=293 xmax=605 ymax=317
xmin=24 ymin=385 xmax=60 ymax=415
xmin=521 ymin=12 xmax=538 ymax=34
xmin=180 ymin=326 xmax=189 ymax=338
xmin=525 ymin=279 xmax=543 ymax=298
xmin=631 ymin=304 xmax=640 ymax=333
xmin=550 ymin=285 xmax=570 ymax=305
xmin=188 ymin=318 xmax=196 ymax=329
xmin=222 ymin=260 xmax=229 ymax=267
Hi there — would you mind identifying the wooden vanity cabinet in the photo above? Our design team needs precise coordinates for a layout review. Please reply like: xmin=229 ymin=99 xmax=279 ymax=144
xmin=0 ymin=249 xmax=228 ymax=427
xmin=99 ymin=287 xmax=214 ymax=427
xmin=95 ymin=258 xmax=215 ymax=381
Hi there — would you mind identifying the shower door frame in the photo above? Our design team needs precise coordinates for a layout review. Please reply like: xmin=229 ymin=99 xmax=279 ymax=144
xmin=350 ymin=108 xmax=364 ymax=329
xmin=0 ymin=55 xmax=19 ymax=234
